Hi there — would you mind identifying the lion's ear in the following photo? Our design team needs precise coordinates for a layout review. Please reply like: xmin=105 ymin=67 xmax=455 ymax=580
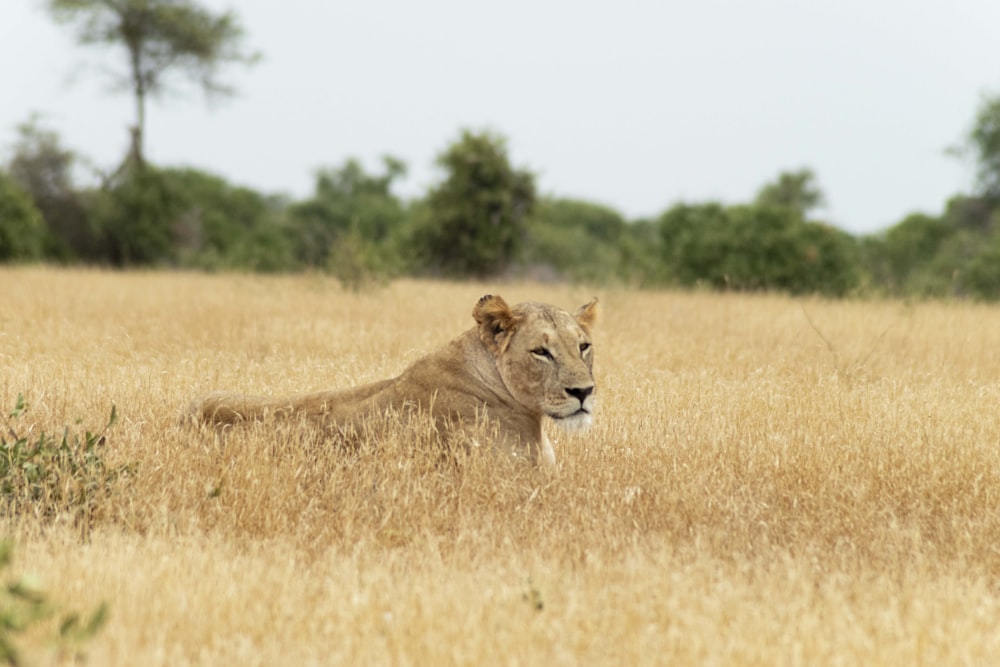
xmin=574 ymin=298 xmax=598 ymax=333
xmin=473 ymin=294 xmax=518 ymax=354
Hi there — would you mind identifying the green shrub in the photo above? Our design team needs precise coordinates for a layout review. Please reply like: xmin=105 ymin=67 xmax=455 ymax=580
xmin=1 ymin=395 xmax=127 ymax=532
xmin=657 ymin=202 xmax=859 ymax=296
xmin=412 ymin=130 xmax=535 ymax=278
xmin=522 ymin=198 xmax=628 ymax=284
xmin=87 ymin=168 xmax=178 ymax=266
xmin=962 ymin=228 xmax=1000 ymax=300
xmin=287 ymin=157 xmax=409 ymax=274
xmin=327 ymin=229 xmax=391 ymax=291
xmin=0 ymin=174 xmax=46 ymax=262
xmin=0 ymin=540 xmax=107 ymax=666
xmin=6 ymin=116 xmax=95 ymax=263
xmin=157 ymin=168 xmax=295 ymax=271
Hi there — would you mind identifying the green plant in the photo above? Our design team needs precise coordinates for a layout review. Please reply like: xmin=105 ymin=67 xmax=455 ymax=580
xmin=1 ymin=395 xmax=126 ymax=531
xmin=327 ymin=228 xmax=390 ymax=292
xmin=413 ymin=129 xmax=536 ymax=278
xmin=0 ymin=540 xmax=107 ymax=666
xmin=0 ymin=174 xmax=46 ymax=262
xmin=657 ymin=201 xmax=860 ymax=296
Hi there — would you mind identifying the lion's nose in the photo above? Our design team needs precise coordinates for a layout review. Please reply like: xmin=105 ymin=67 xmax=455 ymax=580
xmin=565 ymin=386 xmax=594 ymax=404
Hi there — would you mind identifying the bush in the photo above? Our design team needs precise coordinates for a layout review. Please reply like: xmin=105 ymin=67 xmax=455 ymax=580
xmin=961 ymin=227 xmax=1000 ymax=300
xmin=162 ymin=168 xmax=294 ymax=271
xmin=657 ymin=202 xmax=859 ymax=296
xmin=0 ymin=395 xmax=126 ymax=532
xmin=792 ymin=220 xmax=861 ymax=297
xmin=522 ymin=198 xmax=628 ymax=283
xmin=0 ymin=174 xmax=46 ymax=262
xmin=327 ymin=228 xmax=391 ymax=291
xmin=88 ymin=167 xmax=179 ymax=266
xmin=6 ymin=117 xmax=95 ymax=262
xmin=868 ymin=213 xmax=954 ymax=295
xmin=286 ymin=157 xmax=408 ymax=275
xmin=412 ymin=130 xmax=535 ymax=278
xmin=617 ymin=219 xmax=665 ymax=286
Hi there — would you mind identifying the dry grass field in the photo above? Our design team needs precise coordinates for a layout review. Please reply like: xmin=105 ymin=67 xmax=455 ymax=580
xmin=2 ymin=266 xmax=1000 ymax=665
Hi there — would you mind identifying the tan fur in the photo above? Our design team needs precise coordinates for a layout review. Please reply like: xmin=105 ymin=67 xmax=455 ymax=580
xmin=185 ymin=295 xmax=598 ymax=467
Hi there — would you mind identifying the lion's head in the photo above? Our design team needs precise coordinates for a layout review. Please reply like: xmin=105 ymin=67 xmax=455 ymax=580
xmin=473 ymin=294 xmax=597 ymax=431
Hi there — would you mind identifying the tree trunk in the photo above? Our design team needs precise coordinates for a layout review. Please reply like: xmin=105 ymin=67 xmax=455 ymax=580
xmin=127 ymin=32 xmax=146 ymax=169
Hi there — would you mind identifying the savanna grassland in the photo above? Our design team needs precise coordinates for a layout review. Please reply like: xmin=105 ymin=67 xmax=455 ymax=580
xmin=2 ymin=266 xmax=1000 ymax=665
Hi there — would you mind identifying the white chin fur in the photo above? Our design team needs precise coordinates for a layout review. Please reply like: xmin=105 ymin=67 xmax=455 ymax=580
xmin=553 ymin=411 xmax=593 ymax=432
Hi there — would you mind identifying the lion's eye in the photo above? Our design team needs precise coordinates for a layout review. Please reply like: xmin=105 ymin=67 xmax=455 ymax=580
xmin=580 ymin=342 xmax=591 ymax=354
xmin=531 ymin=347 xmax=553 ymax=360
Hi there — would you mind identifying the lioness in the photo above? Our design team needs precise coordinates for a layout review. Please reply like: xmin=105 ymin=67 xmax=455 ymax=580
xmin=186 ymin=294 xmax=597 ymax=467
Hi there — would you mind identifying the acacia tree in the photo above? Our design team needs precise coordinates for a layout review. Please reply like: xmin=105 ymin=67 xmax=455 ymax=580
xmin=45 ymin=0 xmax=258 ymax=169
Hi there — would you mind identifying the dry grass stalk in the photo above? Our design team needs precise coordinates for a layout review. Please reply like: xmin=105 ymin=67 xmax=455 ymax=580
xmin=1 ymin=267 xmax=999 ymax=665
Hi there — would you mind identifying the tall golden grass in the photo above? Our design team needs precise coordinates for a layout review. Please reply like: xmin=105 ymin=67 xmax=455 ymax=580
xmin=2 ymin=266 xmax=1000 ymax=665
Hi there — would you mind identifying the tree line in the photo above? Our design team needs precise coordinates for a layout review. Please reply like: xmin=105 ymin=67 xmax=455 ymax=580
xmin=4 ymin=114 xmax=1000 ymax=299
xmin=3 ymin=0 xmax=1000 ymax=299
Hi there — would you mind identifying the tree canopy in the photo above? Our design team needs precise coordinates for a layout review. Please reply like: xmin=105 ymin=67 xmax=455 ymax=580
xmin=46 ymin=0 xmax=258 ymax=168
xmin=0 ymin=174 xmax=46 ymax=261
xmin=754 ymin=168 xmax=825 ymax=217
xmin=964 ymin=94 xmax=1000 ymax=200
xmin=413 ymin=130 xmax=536 ymax=278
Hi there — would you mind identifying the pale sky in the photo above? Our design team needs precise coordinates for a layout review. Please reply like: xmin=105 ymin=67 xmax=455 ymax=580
xmin=3 ymin=0 xmax=999 ymax=234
